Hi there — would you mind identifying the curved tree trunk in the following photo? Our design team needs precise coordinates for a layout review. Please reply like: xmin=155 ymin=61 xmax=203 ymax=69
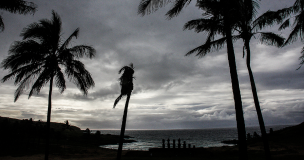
xmin=224 ymin=5 xmax=248 ymax=159
xmin=245 ymin=41 xmax=271 ymax=160
xmin=117 ymin=92 xmax=131 ymax=160
xmin=45 ymin=76 xmax=53 ymax=160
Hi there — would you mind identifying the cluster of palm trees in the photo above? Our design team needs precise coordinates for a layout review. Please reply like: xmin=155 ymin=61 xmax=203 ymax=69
xmin=138 ymin=0 xmax=304 ymax=160
xmin=1 ymin=0 xmax=303 ymax=160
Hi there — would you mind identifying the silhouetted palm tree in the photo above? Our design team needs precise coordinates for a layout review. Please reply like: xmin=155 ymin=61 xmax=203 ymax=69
xmin=238 ymin=1 xmax=285 ymax=159
xmin=138 ymin=0 xmax=248 ymax=159
xmin=0 ymin=0 xmax=37 ymax=32
xmin=114 ymin=63 xmax=134 ymax=160
xmin=185 ymin=1 xmax=285 ymax=159
xmin=1 ymin=10 xmax=95 ymax=160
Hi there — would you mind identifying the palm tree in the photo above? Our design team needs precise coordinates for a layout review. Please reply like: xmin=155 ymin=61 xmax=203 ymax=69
xmin=256 ymin=0 xmax=304 ymax=68
xmin=238 ymin=1 xmax=285 ymax=159
xmin=185 ymin=1 xmax=286 ymax=159
xmin=138 ymin=0 xmax=248 ymax=159
xmin=186 ymin=1 xmax=286 ymax=159
xmin=1 ymin=10 xmax=95 ymax=160
xmin=0 ymin=0 xmax=37 ymax=32
xmin=113 ymin=63 xmax=135 ymax=160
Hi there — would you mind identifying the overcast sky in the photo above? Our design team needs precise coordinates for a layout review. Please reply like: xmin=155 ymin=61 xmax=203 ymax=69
xmin=0 ymin=0 xmax=303 ymax=130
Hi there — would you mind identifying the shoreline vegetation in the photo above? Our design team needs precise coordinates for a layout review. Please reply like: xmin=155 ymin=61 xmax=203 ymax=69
xmin=0 ymin=116 xmax=303 ymax=160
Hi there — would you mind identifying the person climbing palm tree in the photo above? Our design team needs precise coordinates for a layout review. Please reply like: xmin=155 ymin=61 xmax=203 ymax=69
xmin=113 ymin=63 xmax=135 ymax=160
xmin=0 ymin=0 xmax=37 ymax=32
xmin=1 ymin=10 xmax=95 ymax=160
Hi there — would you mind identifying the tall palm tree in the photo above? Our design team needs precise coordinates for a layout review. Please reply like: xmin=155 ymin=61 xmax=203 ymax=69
xmin=185 ymin=1 xmax=286 ymax=159
xmin=113 ymin=63 xmax=135 ymax=160
xmin=138 ymin=0 xmax=248 ymax=159
xmin=0 ymin=0 xmax=37 ymax=32
xmin=1 ymin=10 xmax=95 ymax=160
xmin=238 ymin=1 xmax=285 ymax=159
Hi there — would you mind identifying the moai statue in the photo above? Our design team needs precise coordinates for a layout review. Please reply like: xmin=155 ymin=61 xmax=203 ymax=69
xmin=162 ymin=139 xmax=165 ymax=148
xmin=193 ymin=145 xmax=196 ymax=149
xmin=247 ymin=133 xmax=252 ymax=140
xmin=183 ymin=141 xmax=186 ymax=148
xmin=167 ymin=138 xmax=170 ymax=148
xmin=173 ymin=139 xmax=176 ymax=149
xmin=178 ymin=138 xmax=181 ymax=149
xmin=188 ymin=144 xmax=191 ymax=148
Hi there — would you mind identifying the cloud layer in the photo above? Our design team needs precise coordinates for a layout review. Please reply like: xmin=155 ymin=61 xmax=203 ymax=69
xmin=0 ymin=0 xmax=303 ymax=129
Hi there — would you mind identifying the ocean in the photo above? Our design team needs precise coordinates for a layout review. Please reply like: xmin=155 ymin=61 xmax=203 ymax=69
xmin=96 ymin=125 xmax=290 ymax=151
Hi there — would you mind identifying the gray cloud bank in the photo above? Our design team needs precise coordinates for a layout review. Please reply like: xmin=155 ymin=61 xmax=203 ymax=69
xmin=0 ymin=0 xmax=303 ymax=129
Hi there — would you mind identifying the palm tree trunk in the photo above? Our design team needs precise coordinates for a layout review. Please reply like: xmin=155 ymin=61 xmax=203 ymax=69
xmin=117 ymin=92 xmax=131 ymax=160
xmin=223 ymin=7 xmax=248 ymax=160
xmin=45 ymin=76 xmax=53 ymax=160
xmin=245 ymin=41 xmax=271 ymax=160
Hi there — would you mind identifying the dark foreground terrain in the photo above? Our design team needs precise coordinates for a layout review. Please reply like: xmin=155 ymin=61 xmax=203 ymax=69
xmin=0 ymin=116 xmax=303 ymax=160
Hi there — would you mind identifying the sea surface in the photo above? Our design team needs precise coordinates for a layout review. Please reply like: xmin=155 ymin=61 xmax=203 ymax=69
xmin=96 ymin=125 xmax=290 ymax=151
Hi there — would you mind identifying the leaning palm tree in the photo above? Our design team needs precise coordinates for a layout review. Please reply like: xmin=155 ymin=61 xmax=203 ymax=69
xmin=238 ymin=1 xmax=285 ymax=159
xmin=0 ymin=0 xmax=37 ymax=32
xmin=113 ymin=63 xmax=135 ymax=160
xmin=1 ymin=10 xmax=95 ymax=160
xmin=138 ymin=0 xmax=248 ymax=159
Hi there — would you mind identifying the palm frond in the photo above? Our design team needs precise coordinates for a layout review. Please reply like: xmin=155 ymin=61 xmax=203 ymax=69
xmin=284 ymin=21 xmax=302 ymax=45
xmin=113 ymin=94 xmax=123 ymax=108
xmin=185 ymin=37 xmax=228 ymax=58
xmin=20 ymin=22 xmax=47 ymax=41
xmin=59 ymin=28 xmax=79 ymax=51
xmin=28 ymin=68 xmax=53 ymax=98
xmin=183 ymin=18 xmax=222 ymax=33
xmin=55 ymin=69 xmax=66 ymax=94
xmin=278 ymin=19 xmax=290 ymax=30
xmin=21 ymin=11 xmax=61 ymax=47
xmin=14 ymin=73 xmax=33 ymax=102
xmin=166 ymin=0 xmax=192 ymax=19
xmin=285 ymin=11 xmax=304 ymax=45
xmin=252 ymin=7 xmax=294 ymax=31
xmin=0 ymin=0 xmax=37 ymax=15
xmin=293 ymin=0 xmax=304 ymax=13
xmin=3 ymin=40 xmax=45 ymax=71
xmin=64 ymin=60 xmax=95 ymax=95
xmin=1 ymin=63 xmax=41 ymax=83
xmin=258 ymin=32 xmax=285 ymax=47
xmin=138 ymin=0 xmax=171 ymax=16
xmin=0 ymin=15 xmax=4 ymax=31
xmin=297 ymin=45 xmax=304 ymax=70
xmin=69 ymin=45 xmax=96 ymax=59
xmin=13 ymin=67 xmax=42 ymax=102
xmin=13 ymin=65 xmax=42 ymax=85
xmin=50 ymin=10 xmax=62 ymax=39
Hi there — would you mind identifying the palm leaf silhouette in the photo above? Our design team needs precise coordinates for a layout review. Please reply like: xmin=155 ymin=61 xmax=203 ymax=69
xmin=113 ymin=63 xmax=134 ymax=108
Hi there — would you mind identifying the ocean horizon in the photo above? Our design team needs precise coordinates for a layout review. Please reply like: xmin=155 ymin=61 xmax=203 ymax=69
xmin=95 ymin=124 xmax=291 ymax=151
